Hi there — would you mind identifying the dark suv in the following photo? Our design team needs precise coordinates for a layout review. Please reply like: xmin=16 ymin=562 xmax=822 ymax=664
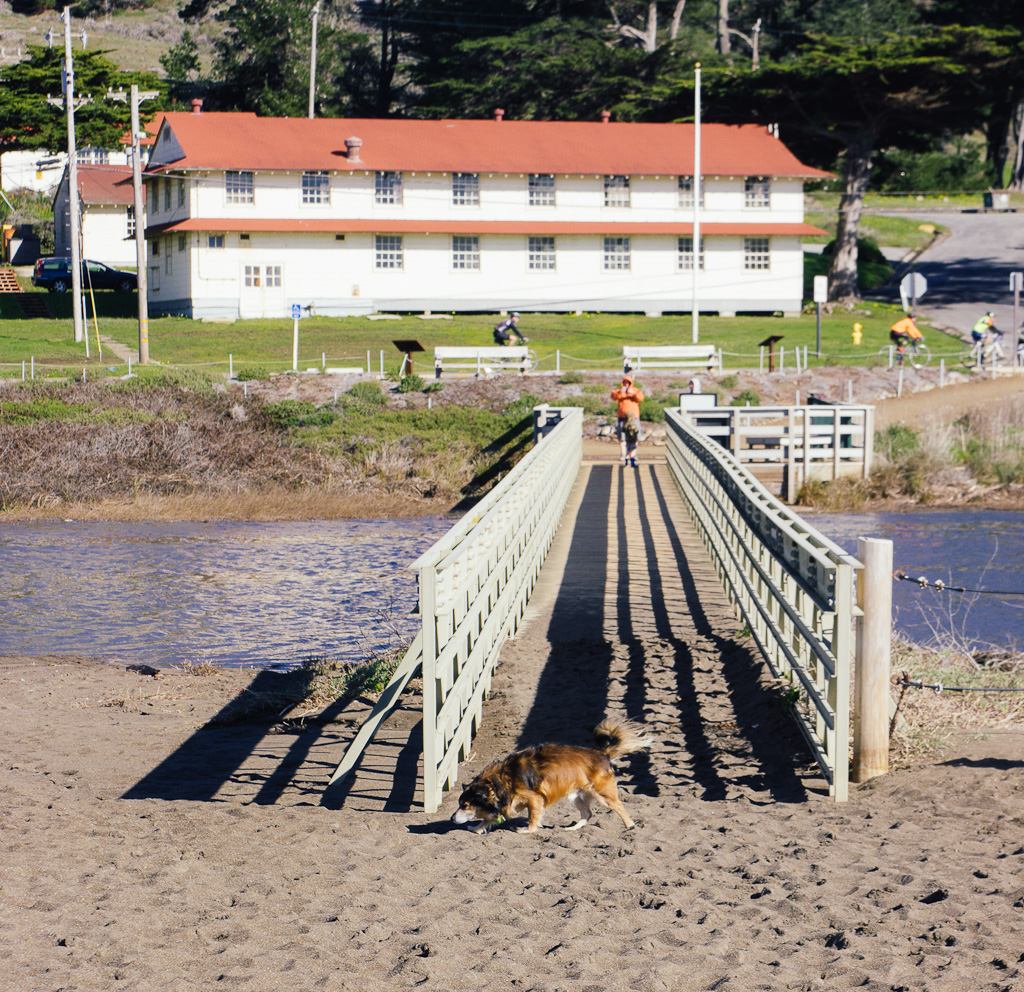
xmin=32 ymin=257 xmax=137 ymax=293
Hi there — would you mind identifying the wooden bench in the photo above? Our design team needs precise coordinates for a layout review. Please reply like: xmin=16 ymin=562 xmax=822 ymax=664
xmin=434 ymin=346 xmax=531 ymax=378
xmin=623 ymin=345 xmax=719 ymax=374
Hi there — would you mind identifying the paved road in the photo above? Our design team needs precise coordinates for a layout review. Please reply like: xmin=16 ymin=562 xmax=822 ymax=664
xmin=869 ymin=210 xmax=1024 ymax=339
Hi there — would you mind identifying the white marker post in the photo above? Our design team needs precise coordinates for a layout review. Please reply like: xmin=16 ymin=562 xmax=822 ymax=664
xmin=291 ymin=303 xmax=301 ymax=371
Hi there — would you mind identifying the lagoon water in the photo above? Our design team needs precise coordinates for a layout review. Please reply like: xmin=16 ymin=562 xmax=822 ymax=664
xmin=0 ymin=518 xmax=453 ymax=669
xmin=2 ymin=510 xmax=1021 ymax=668
xmin=811 ymin=510 xmax=1024 ymax=653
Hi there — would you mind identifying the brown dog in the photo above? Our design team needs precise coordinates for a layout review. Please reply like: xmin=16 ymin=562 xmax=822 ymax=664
xmin=451 ymin=717 xmax=651 ymax=834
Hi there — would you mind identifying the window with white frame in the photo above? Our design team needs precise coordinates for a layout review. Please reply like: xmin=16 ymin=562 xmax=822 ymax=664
xmin=603 ymin=236 xmax=630 ymax=270
xmin=528 ymin=236 xmax=555 ymax=270
xmin=244 ymin=264 xmax=260 ymax=287
xmin=744 ymin=176 xmax=770 ymax=208
xmin=452 ymin=172 xmax=479 ymax=206
xmin=164 ymin=179 xmax=171 ymax=211
xmin=677 ymin=236 xmax=705 ymax=270
xmin=126 ymin=205 xmax=135 ymax=238
xmin=265 ymin=265 xmax=282 ymax=288
xmin=375 ymin=171 xmax=402 ymax=205
xmin=178 ymin=179 xmax=186 ymax=208
xmin=529 ymin=173 xmax=555 ymax=206
xmin=452 ymin=235 xmax=480 ymax=270
xmin=208 ymin=234 xmax=224 ymax=249
xmin=226 ymin=170 xmax=254 ymax=204
xmin=177 ymin=234 xmax=186 ymax=252
xmin=76 ymin=147 xmax=109 ymax=165
xmin=603 ymin=175 xmax=630 ymax=207
xmin=744 ymin=236 xmax=770 ymax=269
xmin=375 ymin=234 xmax=403 ymax=269
xmin=678 ymin=175 xmax=705 ymax=208
xmin=302 ymin=170 xmax=330 ymax=205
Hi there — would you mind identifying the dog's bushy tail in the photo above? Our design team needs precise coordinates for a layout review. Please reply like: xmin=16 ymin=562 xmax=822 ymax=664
xmin=593 ymin=717 xmax=652 ymax=761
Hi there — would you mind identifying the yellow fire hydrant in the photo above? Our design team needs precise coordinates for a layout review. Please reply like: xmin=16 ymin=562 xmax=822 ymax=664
xmin=852 ymin=322 xmax=863 ymax=346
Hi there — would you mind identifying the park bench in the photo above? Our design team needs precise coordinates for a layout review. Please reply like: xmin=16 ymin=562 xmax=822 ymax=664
xmin=434 ymin=346 xmax=532 ymax=378
xmin=622 ymin=345 xmax=719 ymax=374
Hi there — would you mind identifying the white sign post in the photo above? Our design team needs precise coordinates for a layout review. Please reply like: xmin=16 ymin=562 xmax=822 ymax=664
xmin=292 ymin=303 xmax=302 ymax=371
xmin=813 ymin=275 xmax=828 ymax=357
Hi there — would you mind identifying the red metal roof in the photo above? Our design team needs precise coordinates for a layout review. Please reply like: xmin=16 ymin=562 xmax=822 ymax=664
xmin=146 ymin=218 xmax=827 ymax=238
xmin=146 ymin=113 xmax=831 ymax=179
xmin=76 ymin=165 xmax=139 ymax=205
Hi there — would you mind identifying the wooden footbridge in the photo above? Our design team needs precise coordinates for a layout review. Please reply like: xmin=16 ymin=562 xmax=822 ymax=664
xmin=329 ymin=403 xmax=866 ymax=808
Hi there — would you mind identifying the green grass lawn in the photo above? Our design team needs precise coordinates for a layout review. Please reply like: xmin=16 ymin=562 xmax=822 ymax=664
xmin=0 ymin=290 xmax=965 ymax=380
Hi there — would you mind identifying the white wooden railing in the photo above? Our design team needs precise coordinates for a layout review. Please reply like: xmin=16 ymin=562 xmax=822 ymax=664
xmin=664 ymin=408 xmax=861 ymax=801
xmin=328 ymin=406 xmax=582 ymax=811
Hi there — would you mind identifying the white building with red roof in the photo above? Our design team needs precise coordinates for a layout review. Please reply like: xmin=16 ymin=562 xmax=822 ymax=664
xmin=53 ymin=164 xmax=140 ymax=268
xmin=142 ymin=107 xmax=829 ymax=320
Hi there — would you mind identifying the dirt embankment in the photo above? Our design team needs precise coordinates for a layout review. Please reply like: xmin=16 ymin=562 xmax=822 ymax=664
xmin=2 ymin=365 xmax=1022 ymax=521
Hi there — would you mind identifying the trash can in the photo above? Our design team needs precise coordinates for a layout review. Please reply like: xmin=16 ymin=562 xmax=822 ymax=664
xmin=983 ymin=191 xmax=1011 ymax=212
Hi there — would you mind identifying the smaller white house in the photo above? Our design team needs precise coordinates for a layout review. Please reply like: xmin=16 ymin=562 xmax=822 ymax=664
xmin=53 ymin=164 xmax=141 ymax=267
xmin=2 ymin=145 xmax=129 ymax=196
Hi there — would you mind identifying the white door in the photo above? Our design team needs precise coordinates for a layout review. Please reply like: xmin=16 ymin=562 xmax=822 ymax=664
xmin=239 ymin=263 xmax=286 ymax=318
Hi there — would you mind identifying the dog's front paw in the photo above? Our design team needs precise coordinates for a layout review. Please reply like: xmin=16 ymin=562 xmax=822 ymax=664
xmin=515 ymin=825 xmax=540 ymax=834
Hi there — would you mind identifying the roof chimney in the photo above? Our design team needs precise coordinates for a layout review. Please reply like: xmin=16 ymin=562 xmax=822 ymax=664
xmin=600 ymin=110 xmax=611 ymax=123
xmin=345 ymin=136 xmax=363 ymax=163
xmin=190 ymin=98 xmax=203 ymax=114
xmin=494 ymin=108 xmax=504 ymax=122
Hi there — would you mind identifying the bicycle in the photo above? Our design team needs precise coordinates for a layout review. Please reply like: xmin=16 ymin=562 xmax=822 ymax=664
xmin=877 ymin=338 xmax=931 ymax=369
xmin=959 ymin=330 xmax=1022 ymax=369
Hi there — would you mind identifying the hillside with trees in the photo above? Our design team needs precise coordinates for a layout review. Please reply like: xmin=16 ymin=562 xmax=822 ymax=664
xmin=2 ymin=0 xmax=1022 ymax=299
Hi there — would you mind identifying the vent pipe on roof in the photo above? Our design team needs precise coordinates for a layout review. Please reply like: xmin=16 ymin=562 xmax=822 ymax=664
xmin=345 ymin=136 xmax=363 ymax=162
xmin=600 ymin=110 xmax=611 ymax=123
xmin=494 ymin=108 xmax=504 ymax=122
xmin=190 ymin=98 xmax=203 ymax=114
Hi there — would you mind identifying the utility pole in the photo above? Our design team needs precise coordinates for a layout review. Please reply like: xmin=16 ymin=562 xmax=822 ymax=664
xmin=308 ymin=0 xmax=321 ymax=119
xmin=131 ymin=85 xmax=159 ymax=365
xmin=691 ymin=63 xmax=701 ymax=345
xmin=63 ymin=7 xmax=84 ymax=345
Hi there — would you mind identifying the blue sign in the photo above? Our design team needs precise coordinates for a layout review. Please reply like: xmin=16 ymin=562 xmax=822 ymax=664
xmin=291 ymin=304 xmax=302 ymax=319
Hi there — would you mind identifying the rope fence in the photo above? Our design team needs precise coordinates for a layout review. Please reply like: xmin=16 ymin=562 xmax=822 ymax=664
xmin=893 ymin=570 xmax=1024 ymax=597
xmin=895 ymin=675 xmax=1024 ymax=694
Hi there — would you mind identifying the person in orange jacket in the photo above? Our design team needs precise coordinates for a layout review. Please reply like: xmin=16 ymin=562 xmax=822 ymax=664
xmin=611 ymin=374 xmax=644 ymax=467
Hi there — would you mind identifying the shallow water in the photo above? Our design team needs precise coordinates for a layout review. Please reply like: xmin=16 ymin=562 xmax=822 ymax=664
xmin=0 ymin=518 xmax=453 ymax=668
xmin=811 ymin=510 xmax=1024 ymax=652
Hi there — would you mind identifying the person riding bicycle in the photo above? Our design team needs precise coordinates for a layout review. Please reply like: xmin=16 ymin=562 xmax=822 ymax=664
xmin=972 ymin=311 xmax=999 ymax=347
xmin=493 ymin=312 xmax=528 ymax=346
xmin=889 ymin=315 xmax=923 ymax=358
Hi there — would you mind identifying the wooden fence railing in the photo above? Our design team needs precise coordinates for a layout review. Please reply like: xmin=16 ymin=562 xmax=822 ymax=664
xmin=328 ymin=406 xmax=583 ymax=811
xmin=664 ymin=408 xmax=861 ymax=801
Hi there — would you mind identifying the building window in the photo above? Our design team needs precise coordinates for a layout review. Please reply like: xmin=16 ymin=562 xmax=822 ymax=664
xmin=177 ymin=234 xmax=186 ymax=252
xmin=529 ymin=174 xmax=555 ymax=207
xmin=744 ymin=236 xmax=770 ymax=269
xmin=744 ymin=176 xmax=770 ymax=208
xmin=126 ymin=205 xmax=135 ymax=238
xmin=152 ymin=238 xmax=160 ymax=256
xmin=178 ymin=179 xmax=186 ymax=208
xmin=77 ymin=147 xmax=109 ymax=165
xmin=375 ymin=234 xmax=403 ymax=269
xmin=452 ymin=172 xmax=479 ymax=206
xmin=678 ymin=175 xmax=705 ymax=208
xmin=302 ymin=170 xmax=330 ymax=205
xmin=208 ymin=234 xmax=224 ymax=249
xmin=244 ymin=264 xmax=260 ymax=288
xmin=528 ymin=236 xmax=555 ymax=270
xmin=265 ymin=265 xmax=282 ymax=288
xmin=164 ymin=242 xmax=172 ymax=275
xmin=603 ymin=236 xmax=630 ymax=270
xmin=375 ymin=171 xmax=402 ymax=205
xmin=603 ymin=175 xmax=630 ymax=207
xmin=163 ymin=179 xmax=171 ymax=211
xmin=677 ymin=236 xmax=705 ymax=270
xmin=452 ymin=235 xmax=480 ymax=270
xmin=226 ymin=170 xmax=254 ymax=204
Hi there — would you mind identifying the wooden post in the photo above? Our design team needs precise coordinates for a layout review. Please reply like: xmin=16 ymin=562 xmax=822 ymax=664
xmin=853 ymin=537 xmax=892 ymax=783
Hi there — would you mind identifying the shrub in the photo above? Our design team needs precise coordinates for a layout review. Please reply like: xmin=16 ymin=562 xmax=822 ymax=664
xmin=423 ymin=380 xmax=444 ymax=393
xmin=235 ymin=365 xmax=272 ymax=382
xmin=560 ymin=395 xmax=614 ymax=416
xmin=730 ymin=388 xmax=761 ymax=407
xmin=638 ymin=397 xmax=666 ymax=422
xmin=558 ymin=370 xmax=586 ymax=384
xmin=397 ymin=373 xmax=425 ymax=393
xmin=264 ymin=399 xmax=338 ymax=429
xmin=719 ymin=374 xmax=739 ymax=389
xmin=345 ymin=381 xmax=387 ymax=407
xmin=876 ymin=423 xmax=919 ymax=461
